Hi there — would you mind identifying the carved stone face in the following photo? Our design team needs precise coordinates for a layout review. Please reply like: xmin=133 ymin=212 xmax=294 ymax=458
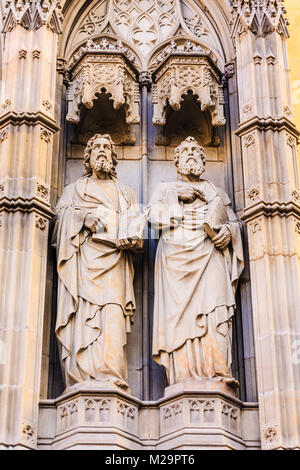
xmin=175 ymin=139 xmax=205 ymax=177
xmin=90 ymin=136 xmax=114 ymax=174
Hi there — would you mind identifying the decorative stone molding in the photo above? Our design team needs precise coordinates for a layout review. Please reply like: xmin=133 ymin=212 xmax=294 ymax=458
xmin=189 ymin=399 xmax=215 ymax=423
xmin=230 ymin=0 xmax=289 ymax=38
xmin=152 ymin=51 xmax=225 ymax=127
xmin=161 ymin=401 xmax=184 ymax=432
xmin=149 ymin=39 xmax=220 ymax=73
xmin=68 ymin=37 xmax=139 ymax=70
xmin=19 ymin=48 xmax=27 ymax=59
xmin=287 ymin=134 xmax=296 ymax=148
xmin=262 ymin=424 xmax=279 ymax=449
xmin=242 ymin=103 xmax=254 ymax=119
xmin=35 ymin=216 xmax=47 ymax=231
xmin=66 ymin=50 xmax=140 ymax=125
xmin=3 ymin=1 xmax=63 ymax=33
xmin=253 ymin=52 xmax=262 ymax=65
xmin=295 ymin=220 xmax=300 ymax=235
xmin=1 ymin=99 xmax=13 ymax=114
xmin=40 ymin=128 xmax=52 ymax=143
xmin=84 ymin=398 xmax=111 ymax=422
xmin=37 ymin=183 xmax=49 ymax=200
xmin=117 ymin=401 xmax=137 ymax=427
xmin=244 ymin=133 xmax=255 ymax=147
xmin=32 ymin=49 xmax=41 ymax=59
xmin=291 ymin=189 xmax=300 ymax=204
xmin=249 ymin=219 xmax=262 ymax=235
xmin=283 ymin=105 xmax=294 ymax=120
xmin=21 ymin=422 xmax=36 ymax=446
xmin=41 ymin=99 xmax=53 ymax=113
xmin=0 ymin=128 xmax=9 ymax=143
xmin=247 ymin=187 xmax=260 ymax=202
xmin=266 ymin=52 xmax=276 ymax=65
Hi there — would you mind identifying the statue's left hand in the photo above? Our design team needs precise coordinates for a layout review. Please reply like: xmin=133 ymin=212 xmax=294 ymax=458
xmin=212 ymin=225 xmax=231 ymax=250
xmin=116 ymin=239 xmax=139 ymax=250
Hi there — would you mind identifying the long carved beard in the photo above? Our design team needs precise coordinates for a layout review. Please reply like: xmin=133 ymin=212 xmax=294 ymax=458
xmin=91 ymin=157 xmax=114 ymax=174
xmin=177 ymin=160 xmax=205 ymax=177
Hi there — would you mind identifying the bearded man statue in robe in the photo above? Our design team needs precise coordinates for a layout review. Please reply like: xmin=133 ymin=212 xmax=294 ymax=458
xmin=149 ymin=137 xmax=244 ymax=390
xmin=53 ymin=134 xmax=143 ymax=391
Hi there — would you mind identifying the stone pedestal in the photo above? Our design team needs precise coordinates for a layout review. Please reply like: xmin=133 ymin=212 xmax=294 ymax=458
xmin=38 ymin=386 xmax=260 ymax=450
xmin=164 ymin=379 xmax=239 ymax=399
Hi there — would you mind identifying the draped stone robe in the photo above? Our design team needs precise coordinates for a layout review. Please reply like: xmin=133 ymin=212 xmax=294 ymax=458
xmin=149 ymin=179 xmax=244 ymax=385
xmin=53 ymin=176 xmax=141 ymax=389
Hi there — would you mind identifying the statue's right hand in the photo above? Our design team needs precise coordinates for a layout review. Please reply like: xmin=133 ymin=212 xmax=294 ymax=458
xmin=84 ymin=213 xmax=107 ymax=233
xmin=177 ymin=188 xmax=198 ymax=203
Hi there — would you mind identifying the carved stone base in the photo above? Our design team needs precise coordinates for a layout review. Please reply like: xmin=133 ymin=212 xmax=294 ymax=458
xmin=38 ymin=388 xmax=260 ymax=450
xmin=164 ymin=378 xmax=239 ymax=399
xmin=63 ymin=380 xmax=131 ymax=396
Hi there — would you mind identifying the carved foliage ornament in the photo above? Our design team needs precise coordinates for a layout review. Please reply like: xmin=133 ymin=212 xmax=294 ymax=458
xmin=3 ymin=1 xmax=63 ymax=33
xmin=152 ymin=53 xmax=225 ymax=127
xmin=66 ymin=47 xmax=140 ymax=125
xmin=230 ymin=0 xmax=289 ymax=38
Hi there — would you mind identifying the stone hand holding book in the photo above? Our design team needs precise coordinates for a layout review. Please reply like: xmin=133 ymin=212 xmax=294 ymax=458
xmin=92 ymin=205 xmax=147 ymax=246
xmin=203 ymin=196 xmax=229 ymax=239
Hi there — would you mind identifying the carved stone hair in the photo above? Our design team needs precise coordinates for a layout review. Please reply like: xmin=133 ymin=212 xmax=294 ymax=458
xmin=83 ymin=134 xmax=118 ymax=176
xmin=174 ymin=136 xmax=206 ymax=167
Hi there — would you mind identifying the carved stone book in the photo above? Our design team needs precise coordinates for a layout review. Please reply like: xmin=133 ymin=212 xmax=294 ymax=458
xmin=203 ymin=196 xmax=228 ymax=239
xmin=92 ymin=206 xmax=146 ymax=246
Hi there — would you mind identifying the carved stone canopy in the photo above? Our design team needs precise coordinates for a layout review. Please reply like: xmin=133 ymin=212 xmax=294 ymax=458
xmin=66 ymin=41 xmax=140 ymax=125
xmin=152 ymin=52 xmax=226 ymax=128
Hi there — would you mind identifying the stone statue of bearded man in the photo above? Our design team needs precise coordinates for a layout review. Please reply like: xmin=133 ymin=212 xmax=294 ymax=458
xmin=149 ymin=137 xmax=244 ymax=394
xmin=53 ymin=134 xmax=142 ymax=392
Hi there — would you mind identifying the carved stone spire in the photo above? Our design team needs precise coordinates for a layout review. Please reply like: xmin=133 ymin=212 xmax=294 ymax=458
xmin=3 ymin=0 xmax=63 ymax=33
xmin=230 ymin=0 xmax=289 ymax=38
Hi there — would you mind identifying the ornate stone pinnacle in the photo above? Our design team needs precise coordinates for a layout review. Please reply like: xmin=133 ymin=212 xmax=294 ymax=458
xmin=230 ymin=0 xmax=289 ymax=38
xmin=3 ymin=0 xmax=63 ymax=33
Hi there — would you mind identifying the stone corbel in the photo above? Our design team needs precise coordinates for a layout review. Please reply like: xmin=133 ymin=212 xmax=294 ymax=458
xmin=66 ymin=54 xmax=140 ymax=126
xmin=152 ymin=56 xmax=225 ymax=128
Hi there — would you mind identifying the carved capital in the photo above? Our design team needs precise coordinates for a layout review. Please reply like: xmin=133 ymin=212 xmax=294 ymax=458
xmin=139 ymin=71 xmax=152 ymax=89
xmin=152 ymin=54 xmax=225 ymax=127
xmin=3 ymin=1 xmax=63 ymax=33
xmin=66 ymin=50 xmax=140 ymax=126
xmin=230 ymin=0 xmax=289 ymax=39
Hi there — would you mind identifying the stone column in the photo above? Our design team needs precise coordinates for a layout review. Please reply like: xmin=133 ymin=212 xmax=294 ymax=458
xmin=231 ymin=0 xmax=300 ymax=449
xmin=0 ymin=1 xmax=62 ymax=449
